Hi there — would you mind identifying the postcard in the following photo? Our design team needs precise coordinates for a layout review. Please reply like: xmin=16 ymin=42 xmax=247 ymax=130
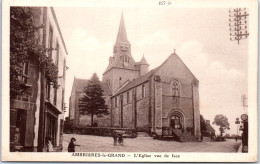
xmin=2 ymin=0 xmax=258 ymax=162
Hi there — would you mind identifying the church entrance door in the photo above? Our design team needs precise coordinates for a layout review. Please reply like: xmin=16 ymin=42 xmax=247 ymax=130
xmin=170 ymin=115 xmax=182 ymax=129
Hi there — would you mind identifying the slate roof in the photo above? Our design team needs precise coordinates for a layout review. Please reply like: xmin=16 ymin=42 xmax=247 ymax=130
xmin=74 ymin=78 xmax=88 ymax=92
xmin=100 ymin=81 xmax=112 ymax=96
xmin=116 ymin=11 xmax=129 ymax=43
xmin=73 ymin=77 xmax=111 ymax=96
xmin=113 ymin=67 xmax=160 ymax=96
xmin=139 ymin=56 xmax=149 ymax=65
xmin=113 ymin=52 xmax=199 ymax=96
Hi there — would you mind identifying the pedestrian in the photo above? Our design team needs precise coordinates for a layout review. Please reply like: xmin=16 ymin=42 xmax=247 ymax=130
xmin=211 ymin=135 xmax=214 ymax=142
xmin=45 ymin=137 xmax=53 ymax=152
xmin=118 ymin=134 xmax=124 ymax=145
xmin=68 ymin=137 xmax=76 ymax=152
xmin=113 ymin=132 xmax=118 ymax=146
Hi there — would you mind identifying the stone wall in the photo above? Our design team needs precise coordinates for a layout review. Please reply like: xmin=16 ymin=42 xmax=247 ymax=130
xmin=151 ymin=54 xmax=200 ymax=136
xmin=136 ymin=97 xmax=149 ymax=131
xmin=161 ymin=81 xmax=194 ymax=130
xmin=111 ymin=81 xmax=150 ymax=130
xmin=104 ymin=68 xmax=139 ymax=95
xmin=122 ymin=103 xmax=134 ymax=128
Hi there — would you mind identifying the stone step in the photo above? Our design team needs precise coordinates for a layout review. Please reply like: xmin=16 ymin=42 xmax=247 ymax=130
xmin=171 ymin=130 xmax=198 ymax=142
xmin=137 ymin=132 xmax=150 ymax=137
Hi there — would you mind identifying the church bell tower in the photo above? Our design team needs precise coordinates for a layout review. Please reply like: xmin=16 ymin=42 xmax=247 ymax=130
xmin=103 ymin=12 xmax=140 ymax=94
xmin=113 ymin=12 xmax=132 ymax=63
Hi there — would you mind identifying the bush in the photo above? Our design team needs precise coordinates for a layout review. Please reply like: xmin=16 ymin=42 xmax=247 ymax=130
xmin=201 ymin=130 xmax=211 ymax=137
xmin=215 ymin=136 xmax=226 ymax=142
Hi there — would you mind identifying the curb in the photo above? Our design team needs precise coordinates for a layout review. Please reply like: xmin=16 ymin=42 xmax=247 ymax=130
xmin=237 ymin=143 xmax=242 ymax=153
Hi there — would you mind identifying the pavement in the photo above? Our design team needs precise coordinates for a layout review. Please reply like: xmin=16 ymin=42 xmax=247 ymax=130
xmin=62 ymin=133 xmax=242 ymax=152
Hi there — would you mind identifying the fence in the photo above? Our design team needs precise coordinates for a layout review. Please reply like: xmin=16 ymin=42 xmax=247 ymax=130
xmin=70 ymin=127 xmax=137 ymax=138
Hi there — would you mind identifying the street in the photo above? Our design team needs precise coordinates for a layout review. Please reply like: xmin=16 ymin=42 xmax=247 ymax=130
xmin=62 ymin=134 xmax=241 ymax=152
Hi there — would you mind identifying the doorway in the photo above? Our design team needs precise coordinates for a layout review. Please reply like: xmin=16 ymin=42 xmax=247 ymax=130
xmin=46 ymin=113 xmax=57 ymax=146
xmin=170 ymin=115 xmax=182 ymax=129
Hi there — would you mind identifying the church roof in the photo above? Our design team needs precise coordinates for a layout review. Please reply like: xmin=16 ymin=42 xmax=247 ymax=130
xmin=116 ymin=11 xmax=129 ymax=43
xmin=100 ymin=81 xmax=112 ymax=96
xmin=74 ymin=78 xmax=89 ymax=92
xmin=113 ymin=51 xmax=199 ymax=96
xmin=72 ymin=77 xmax=111 ymax=96
xmin=139 ymin=55 xmax=149 ymax=65
xmin=113 ymin=67 xmax=160 ymax=96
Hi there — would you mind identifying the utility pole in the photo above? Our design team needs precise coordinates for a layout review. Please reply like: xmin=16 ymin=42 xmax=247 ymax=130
xmin=229 ymin=8 xmax=249 ymax=45
xmin=240 ymin=94 xmax=248 ymax=152
xmin=241 ymin=94 xmax=248 ymax=110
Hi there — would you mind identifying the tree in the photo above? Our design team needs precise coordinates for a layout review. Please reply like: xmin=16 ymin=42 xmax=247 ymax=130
xmin=212 ymin=114 xmax=230 ymax=136
xmin=79 ymin=73 xmax=108 ymax=126
xmin=200 ymin=115 xmax=207 ymax=131
xmin=224 ymin=133 xmax=231 ymax=138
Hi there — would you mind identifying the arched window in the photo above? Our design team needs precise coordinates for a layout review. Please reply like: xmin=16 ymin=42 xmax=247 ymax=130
xmin=172 ymin=82 xmax=179 ymax=97
xmin=115 ymin=97 xmax=117 ymax=107
xmin=120 ymin=55 xmax=129 ymax=63
xmin=142 ymin=85 xmax=145 ymax=98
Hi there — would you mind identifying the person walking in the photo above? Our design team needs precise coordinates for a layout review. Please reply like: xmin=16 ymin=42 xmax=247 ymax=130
xmin=68 ymin=137 xmax=76 ymax=152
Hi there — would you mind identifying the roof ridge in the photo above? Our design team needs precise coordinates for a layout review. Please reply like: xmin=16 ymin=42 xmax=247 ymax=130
xmin=112 ymin=66 xmax=160 ymax=96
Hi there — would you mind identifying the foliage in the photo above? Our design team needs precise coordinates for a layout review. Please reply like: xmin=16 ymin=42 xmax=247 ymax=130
xmin=200 ymin=115 xmax=207 ymax=131
xmin=10 ymin=7 xmax=58 ymax=97
xmin=201 ymin=131 xmax=212 ymax=137
xmin=63 ymin=117 xmax=72 ymax=133
xmin=215 ymin=135 xmax=226 ymax=142
xmin=212 ymin=114 xmax=230 ymax=136
xmin=78 ymin=73 xmax=108 ymax=126
xmin=224 ymin=133 xmax=230 ymax=138
xmin=200 ymin=115 xmax=216 ymax=137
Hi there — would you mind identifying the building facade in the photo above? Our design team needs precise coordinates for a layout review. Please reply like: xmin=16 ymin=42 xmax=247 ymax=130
xmin=10 ymin=7 xmax=67 ymax=151
xmin=111 ymin=53 xmax=201 ymax=139
xmin=69 ymin=12 xmax=201 ymax=140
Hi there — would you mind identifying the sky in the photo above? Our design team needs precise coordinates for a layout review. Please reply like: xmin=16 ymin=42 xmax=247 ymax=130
xmin=54 ymin=7 xmax=248 ymax=135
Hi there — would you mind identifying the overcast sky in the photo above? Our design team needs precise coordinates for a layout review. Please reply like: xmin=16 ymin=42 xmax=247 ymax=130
xmin=54 ymin=7 xmax=248 ymax=135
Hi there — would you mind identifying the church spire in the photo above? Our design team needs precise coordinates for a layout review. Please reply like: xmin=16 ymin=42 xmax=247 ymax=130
xmin=116 ymin=11 xmax=129 ymax=42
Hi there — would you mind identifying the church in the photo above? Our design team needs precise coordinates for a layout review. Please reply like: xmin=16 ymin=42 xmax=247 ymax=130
xmin=69 ymin=12 xmax=201 ymax=141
